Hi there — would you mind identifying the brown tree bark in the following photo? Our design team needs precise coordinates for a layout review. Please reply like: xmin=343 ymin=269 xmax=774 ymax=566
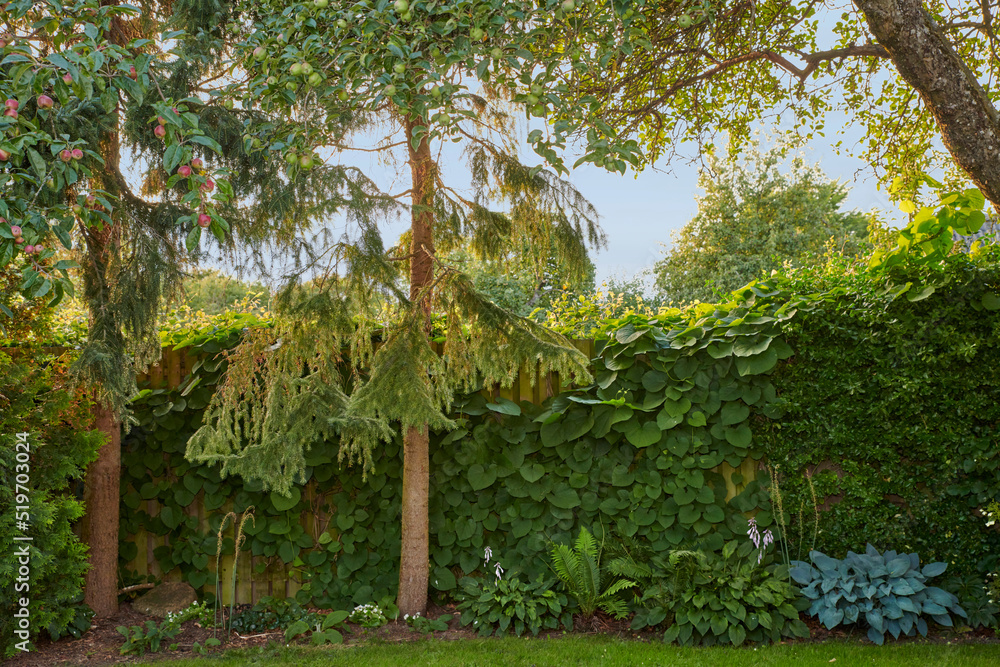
xmin=854 ymin=0 xmax=1000 ymax=209
xmin=79 ymin=4 xmax=128 ymax=616
xmin=79 ymin=403 xmax=120 ymax=617
xmin=397 ymin=116 xmax=436 ymax=616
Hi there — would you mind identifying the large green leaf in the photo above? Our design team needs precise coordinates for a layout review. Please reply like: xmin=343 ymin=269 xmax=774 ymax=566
xmin=720 ymin=402 xmax=750 ymax=426
xmin=624 ymin=420 xmax=661 ymax=448
xmin=270 ymin=487 xmax=301 ymax=512
xmin=735 ymin=347 xmax=778 ymax=376
xmin=468 ymin=464 xmax=498 ymax=491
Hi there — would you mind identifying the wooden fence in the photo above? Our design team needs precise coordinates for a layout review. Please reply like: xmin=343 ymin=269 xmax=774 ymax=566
xmin=122 ymin=339 xmax=759 ymax=604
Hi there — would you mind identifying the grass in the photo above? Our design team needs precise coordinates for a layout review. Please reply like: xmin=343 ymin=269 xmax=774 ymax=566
xmin=135 ymin=635 xmax=999 ymax=666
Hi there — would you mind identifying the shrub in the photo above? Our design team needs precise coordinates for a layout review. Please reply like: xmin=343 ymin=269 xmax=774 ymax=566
xmin=0 ymin=349 xmax=103 ymax=657
xmin=791 ymin=545 xmax=967 ymax=644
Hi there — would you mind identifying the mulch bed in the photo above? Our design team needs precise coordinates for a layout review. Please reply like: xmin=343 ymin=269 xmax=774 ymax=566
xmin=5 ymin=603 xmax=996 ymax=666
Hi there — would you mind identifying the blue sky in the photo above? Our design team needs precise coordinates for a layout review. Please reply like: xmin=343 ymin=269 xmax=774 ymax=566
xmin=331 ymin=110 xmax=907 ymax=289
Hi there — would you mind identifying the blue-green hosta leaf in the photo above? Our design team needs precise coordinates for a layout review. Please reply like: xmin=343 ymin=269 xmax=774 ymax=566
xmin=844 ymin=604 xmax=859 ymax=623
xmin=921 ymin=600 xmax=947 ymax=615
xmin=921 ymin=561 xmax=948 ymax=578
xmin=930 ymin=613 xmax=953 ymax=627
xmin=887 ymin=557 xmax=910 ymax=578
xmin=789 ymin=564 xmax=816 ymax=585
xmin=811 ymin=551 xmax=839 ymax=572
xmin=867 ymin=626 xmax=885 ymax=645
xmin=892 ymin=579 xmax=916 ymax=596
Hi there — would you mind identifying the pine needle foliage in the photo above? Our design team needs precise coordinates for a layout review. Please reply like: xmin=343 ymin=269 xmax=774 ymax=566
xmin=549 ymin=527 xmax=635 ymax=619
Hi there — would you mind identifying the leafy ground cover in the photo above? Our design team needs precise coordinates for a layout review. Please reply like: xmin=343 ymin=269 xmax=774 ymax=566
xmin=131 ymin=636 xmax=1000 ymax=667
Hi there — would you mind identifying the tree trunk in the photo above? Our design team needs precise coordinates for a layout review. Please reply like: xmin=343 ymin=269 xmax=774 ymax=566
xmin=397 ymin=115 xmax=436 ymax=616
xmin=80 ymin=402 xmax=120 ymax=617
xmin=854 ymin=0 xmax=1000 ymax=209
xmin=80 ymin=6 xmax=126 ymax=615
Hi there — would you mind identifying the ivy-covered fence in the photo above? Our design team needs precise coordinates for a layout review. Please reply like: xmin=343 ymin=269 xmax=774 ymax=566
xmin=119 ymin=324 xmax=773 ymax=608
xmin=119 ymin=253 xmax=1000 ymax=610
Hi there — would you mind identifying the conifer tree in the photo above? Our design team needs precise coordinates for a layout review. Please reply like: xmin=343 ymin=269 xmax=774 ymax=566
xmin=0 ymin=0 xmax=373 ymax=615
xmin=185 ymin=0 xmax=612 ymax=615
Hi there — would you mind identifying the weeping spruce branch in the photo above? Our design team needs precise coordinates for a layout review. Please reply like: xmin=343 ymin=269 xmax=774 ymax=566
xmin=186 ymin=269 xmax=592 ymax=497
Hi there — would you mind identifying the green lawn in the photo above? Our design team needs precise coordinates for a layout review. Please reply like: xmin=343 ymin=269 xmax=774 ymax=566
xmin=136 ymin=636 xmax=999 ymax=666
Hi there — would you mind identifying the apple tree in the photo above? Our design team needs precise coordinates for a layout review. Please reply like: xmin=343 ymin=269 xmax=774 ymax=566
xmin=184 ymin=0 xmax=642 ymax=615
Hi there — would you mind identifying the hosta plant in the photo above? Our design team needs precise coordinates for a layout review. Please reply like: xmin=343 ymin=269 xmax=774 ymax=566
xmin=791 ymin=545 xmax=967 ymax=645
xmin=455 ymin=572 xmax=571 ymax=637
xmin=664 ymin=540 xmax=808 ymax=646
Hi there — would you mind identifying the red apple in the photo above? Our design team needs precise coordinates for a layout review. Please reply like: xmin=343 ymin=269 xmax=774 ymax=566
xmin=14 ymin=236 xmax=23 ymax=244
xmin=32 ymin=244 xmax=41 ymax=253
xmin=71 ymin=148 xmax=83 ymax=160
xmin=200 ymin=178 xmax=215 ymax=192
xmin=4 ymin=99 xmax=17 ymax=110
xmin=3 ymin=108 xmax=16 ymax=119
xmin=71 ymin=205 xmax=83 ymax=215
xmin=197 ymin=213 xmax=211 ymax=227
xmin=157 ymin=116 xmax=167 ymax=125
xmin=178 ymin=165 xmax=192 ymax=177
xmin=37 ymin=95 xmax=53 ymax=109
xmin=60 ymin=149 xmax=72 ymax=162
xmin=9 ymin=225 xmax=20 ymax=236
xmin=62 ymin=72 xmax=73 ymax=84
xmin=0 ymin=149 xmax=9 ymax=161
xmin=191 ymin=158 xmax=203 ymax=169
xmin=23 ymin=245 xmax=33 ymax=254
xmin=154 ymin=125 xmax=166 ymax=138
xmin=129 ymin=65 xmax=137 ymax=80
xmin=86 ymin=193 xmax=96 ymax=206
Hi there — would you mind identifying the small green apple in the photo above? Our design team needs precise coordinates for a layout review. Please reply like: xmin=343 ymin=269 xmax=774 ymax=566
xmin=383 ymin=84 xmax=396 ymax=96
xmin=308 ymin=72 xmax=323 ymax=87
xmin=393 ymin=0 xmax=408 ymax=12
xmin=299 ymin=154 xmax=315 ymax=169
xmin=393 ymin=62 xmax=406 ymax=74
xmin=470 ymin=27 xmax=484 ymax=41
xmin=337 ymin=89 xmax=348 ymax=101
xmin=677 ymin=13 xmax=692 ymax=28
xmin=290 ymin=62 xmax=303 ymax=76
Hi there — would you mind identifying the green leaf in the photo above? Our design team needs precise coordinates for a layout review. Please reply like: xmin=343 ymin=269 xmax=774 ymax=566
xmin=720 ymin=402 xmax=750 ymax=426
xmin=486 ymin=398 xmax=521 ymax=416
xmin=163 ymin=144 xmax=182 ymax=173
xmin=548 ymin=486 xmax=581 ymax=509
xmin=982 ymin=293 xmax=1000 ymax=310
xmin=468 ymin=464 xmax=497 ymax=491
xmin=27 ymin=149 xmax=46 ymax=179
xmin=270 ymin=487 xmax=301 ymax=512
xmin=735 ymin=348 xmax=778 ymax=376
xmin=185 ymin=226 xmax=201 ymax=253
xmin=625 ymin=421 xmax=661 ymax=448
xmin=520 ymin=463 xmax=545 ymax=483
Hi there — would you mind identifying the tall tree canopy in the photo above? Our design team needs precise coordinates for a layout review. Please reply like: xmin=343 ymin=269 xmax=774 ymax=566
xmin=653 ymin=143 xmax=871 ymax=304
xmin=542 ymin=0 xmax=1000 ymax=209
xmin=183 ymin=0 xmax=614 ymax=616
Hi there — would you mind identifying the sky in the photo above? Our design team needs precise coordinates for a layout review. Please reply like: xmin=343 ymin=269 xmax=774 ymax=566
xmin=306 ymin=108 xmax=908 ymax=291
